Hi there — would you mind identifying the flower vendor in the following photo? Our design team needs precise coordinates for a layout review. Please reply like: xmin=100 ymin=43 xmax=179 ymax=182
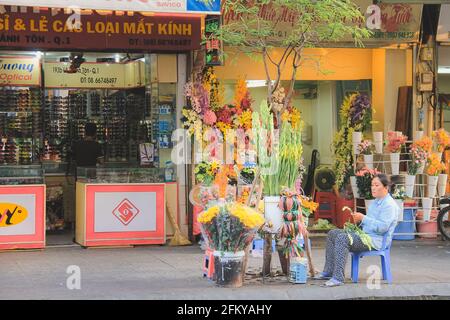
xmin=315 ymin=173 xmax=399 ymax=287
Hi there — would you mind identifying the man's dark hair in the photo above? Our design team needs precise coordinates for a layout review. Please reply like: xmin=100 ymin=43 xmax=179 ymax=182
xmin=85 ymin=123 xmax=97 ymax=137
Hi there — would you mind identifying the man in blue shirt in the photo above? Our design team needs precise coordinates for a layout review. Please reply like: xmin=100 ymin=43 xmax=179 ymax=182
xmin=314 ymin=173 xmax=399 ymax=287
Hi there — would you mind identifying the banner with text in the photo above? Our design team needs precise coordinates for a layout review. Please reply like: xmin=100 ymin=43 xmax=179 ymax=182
xmin=44 ymin=61 xmax=145 ymax=89
xmin=0 ymin=6 xmax=201 ymax=51
xmin=0 ymin=0 xmax=221 ymax=14
xmin=0 ymin=56 xmax=41 ymax=86
xmin=223 ymin=1 xmax=422 ymax=46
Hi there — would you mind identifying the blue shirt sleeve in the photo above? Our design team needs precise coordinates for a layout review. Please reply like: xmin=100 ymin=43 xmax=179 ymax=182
xmin=361 ymin=201 xmax=398 ymax=234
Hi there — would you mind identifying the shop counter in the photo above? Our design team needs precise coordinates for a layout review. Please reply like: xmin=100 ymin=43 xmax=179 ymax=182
xmin=0 ymin=166 xmax=46 ymax=250
xmin=75 ymin=182 xmax=166 ymax=247
xmin=75 ymin=167 xmax=177 ymax=247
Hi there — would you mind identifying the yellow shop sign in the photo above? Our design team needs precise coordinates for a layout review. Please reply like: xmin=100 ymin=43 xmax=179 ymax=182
xmin=0 ymin=57 xmax=41 ymax=86
xmin=0 ymin=203 xmax=28 ymax=227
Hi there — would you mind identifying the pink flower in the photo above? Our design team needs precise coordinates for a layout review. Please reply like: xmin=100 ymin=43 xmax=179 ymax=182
xmin=203 ymin=109 xmax=217 ymax=125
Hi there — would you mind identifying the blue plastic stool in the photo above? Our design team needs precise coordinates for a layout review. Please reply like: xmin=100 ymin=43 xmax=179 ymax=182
xmin=252 ymin=238 xmax=276 ymax=252
xmin=350 ymin=232 xmax=393 ymax=284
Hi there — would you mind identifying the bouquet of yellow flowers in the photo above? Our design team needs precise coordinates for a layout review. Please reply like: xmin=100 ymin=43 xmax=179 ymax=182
xmin=426 ymin=153 xmax=446 ymax=176
xmin=198 ymin=201 xmax=265 ymax=253
xmin=432 ymin=128 xmax=450 ymax=152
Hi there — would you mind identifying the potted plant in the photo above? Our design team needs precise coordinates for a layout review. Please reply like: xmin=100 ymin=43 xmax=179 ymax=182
xmin=198 ymin=201 xmax=265 ymax=288
xmin=392 ymin=186 xmax=406 ymax=221
xmin=355 ymin=167 xmax=380 ymax=210
xmin=412 ymin=136 xmax=433 ymax=174
xmin=358 ymin=139 xmax=375 ymax=169
xmin=385 ymin=131 xmax=408 ymax=175
xmin=426 ymin=153 xmax=446 ymax=199
xmin=405 ymin=143 xmax=428 ymax=197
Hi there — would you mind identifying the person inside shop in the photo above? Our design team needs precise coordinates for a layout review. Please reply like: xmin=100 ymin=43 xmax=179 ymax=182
xmin=71 ymin=123 xmax=104 ymax=178
xmin=314 ymin=173 xmax=399 ymax=287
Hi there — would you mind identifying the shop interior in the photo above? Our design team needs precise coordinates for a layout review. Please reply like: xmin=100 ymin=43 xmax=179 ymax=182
xmin=0 ymin=51 xmax=179 ymax=245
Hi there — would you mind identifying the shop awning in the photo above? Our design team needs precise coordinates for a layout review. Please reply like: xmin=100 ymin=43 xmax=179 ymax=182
xmin=0 ymin=0 xmax=221 ymax=15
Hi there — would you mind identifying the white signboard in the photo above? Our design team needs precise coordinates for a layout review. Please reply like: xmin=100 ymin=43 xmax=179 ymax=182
xmin=0 ymin=194 xmax=36 ymax=236
xmin=94 ymin=191 xmax=156 ymax=232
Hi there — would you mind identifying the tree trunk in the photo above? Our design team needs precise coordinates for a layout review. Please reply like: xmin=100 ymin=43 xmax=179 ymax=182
xmin=262 ymin=233 xmax=272 ymax=276
xmin=278 ymin=249 xmax=289 ymax=275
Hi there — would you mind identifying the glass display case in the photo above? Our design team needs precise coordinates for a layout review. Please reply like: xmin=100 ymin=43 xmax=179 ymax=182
xmin=0 ymin=165 xmax=44 ymax=185
xmin=77 ymin=166 xmax=165 ymax=183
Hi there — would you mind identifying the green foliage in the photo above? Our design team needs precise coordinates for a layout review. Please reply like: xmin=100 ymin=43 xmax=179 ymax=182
xmin=312 ymin=219 xmax=336 ymax=230
xmin=252 ymin=101 xmax=303 ymax=196
xmin=215 ymin=0 xmax=371 ymax=52
xmin=344 ymin=222 xmax=373 ymax=250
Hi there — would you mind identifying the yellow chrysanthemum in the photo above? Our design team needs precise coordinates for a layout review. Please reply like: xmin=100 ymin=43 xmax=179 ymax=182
xmin=197 ymin=206 xmax=220 ymax=224
xmin=228 ymin=203 xmax=265 ymax=229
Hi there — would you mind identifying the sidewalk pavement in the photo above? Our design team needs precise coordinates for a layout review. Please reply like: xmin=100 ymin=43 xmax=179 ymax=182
xmin=0 ymin=239 xmax=449 ymax=300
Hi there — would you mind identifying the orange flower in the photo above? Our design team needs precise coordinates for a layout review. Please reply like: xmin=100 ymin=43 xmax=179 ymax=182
xmin=432 ymin=129 xmax=450 ymax=152
xmin=426 ymin=153 xmax=446 ymax=176
xmin=413 ymin=136 xmax=433 ymax=153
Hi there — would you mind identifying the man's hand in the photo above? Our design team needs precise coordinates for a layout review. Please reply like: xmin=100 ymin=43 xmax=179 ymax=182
xmin=351 ymin=212 xmax=365 ymax=224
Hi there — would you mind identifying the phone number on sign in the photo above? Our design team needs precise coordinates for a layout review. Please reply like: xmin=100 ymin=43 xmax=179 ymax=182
xmin=80 ymin=77 xmax=118 ymax=84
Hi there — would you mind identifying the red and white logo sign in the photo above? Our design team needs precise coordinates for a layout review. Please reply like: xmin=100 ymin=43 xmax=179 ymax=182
xmin=112 ymin=199 xmax=140 ymax=226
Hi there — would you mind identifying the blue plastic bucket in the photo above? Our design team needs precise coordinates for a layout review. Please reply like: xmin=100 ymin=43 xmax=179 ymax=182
xmin=393 ymin=208 xmax=415 ymax=240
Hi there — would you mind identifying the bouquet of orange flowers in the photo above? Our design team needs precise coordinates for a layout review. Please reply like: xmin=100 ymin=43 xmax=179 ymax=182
xmin=426 ymin=153 xmax=446 ymax=176
xmin=432 ymin=128 xmax=450 ymax=153
xmin=413 ymin=136 xmax=433 ymax=153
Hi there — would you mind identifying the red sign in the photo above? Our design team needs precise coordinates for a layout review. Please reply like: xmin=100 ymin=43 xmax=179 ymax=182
xmin=0 ymin=7 xmax=201 ymax=51
xmin=113 ymin=199 xmax=140 ymax=226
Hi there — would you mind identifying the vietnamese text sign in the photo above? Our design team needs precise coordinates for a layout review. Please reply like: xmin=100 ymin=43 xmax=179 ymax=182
xmin=44 ymin=61 xmax=144 ymax=88
xmin=94 ymin=191 xmax=157 ymax=232
xmin=223 ymin=0 xmax=422 ymax=45
xmin=0 ymin=0 xmax=221 ymax=14
xmin=0 ymin=57 xmax=40 ymax=86
xmin=0 ymin=6 xmax=201 ymax=51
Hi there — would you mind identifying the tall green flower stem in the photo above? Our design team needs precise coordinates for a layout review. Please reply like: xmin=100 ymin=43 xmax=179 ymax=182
xmin=252 ymin=101 xmax=303 ymax=196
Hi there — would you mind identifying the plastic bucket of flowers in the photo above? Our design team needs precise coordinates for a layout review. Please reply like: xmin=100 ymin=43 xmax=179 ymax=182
xmin=386 ymin=131 xmax=408 ymax=175
xmin=198 ymin=201 xmax=265 ymax=288
xmin=426 ymin=153 xmax=445 ymax=198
